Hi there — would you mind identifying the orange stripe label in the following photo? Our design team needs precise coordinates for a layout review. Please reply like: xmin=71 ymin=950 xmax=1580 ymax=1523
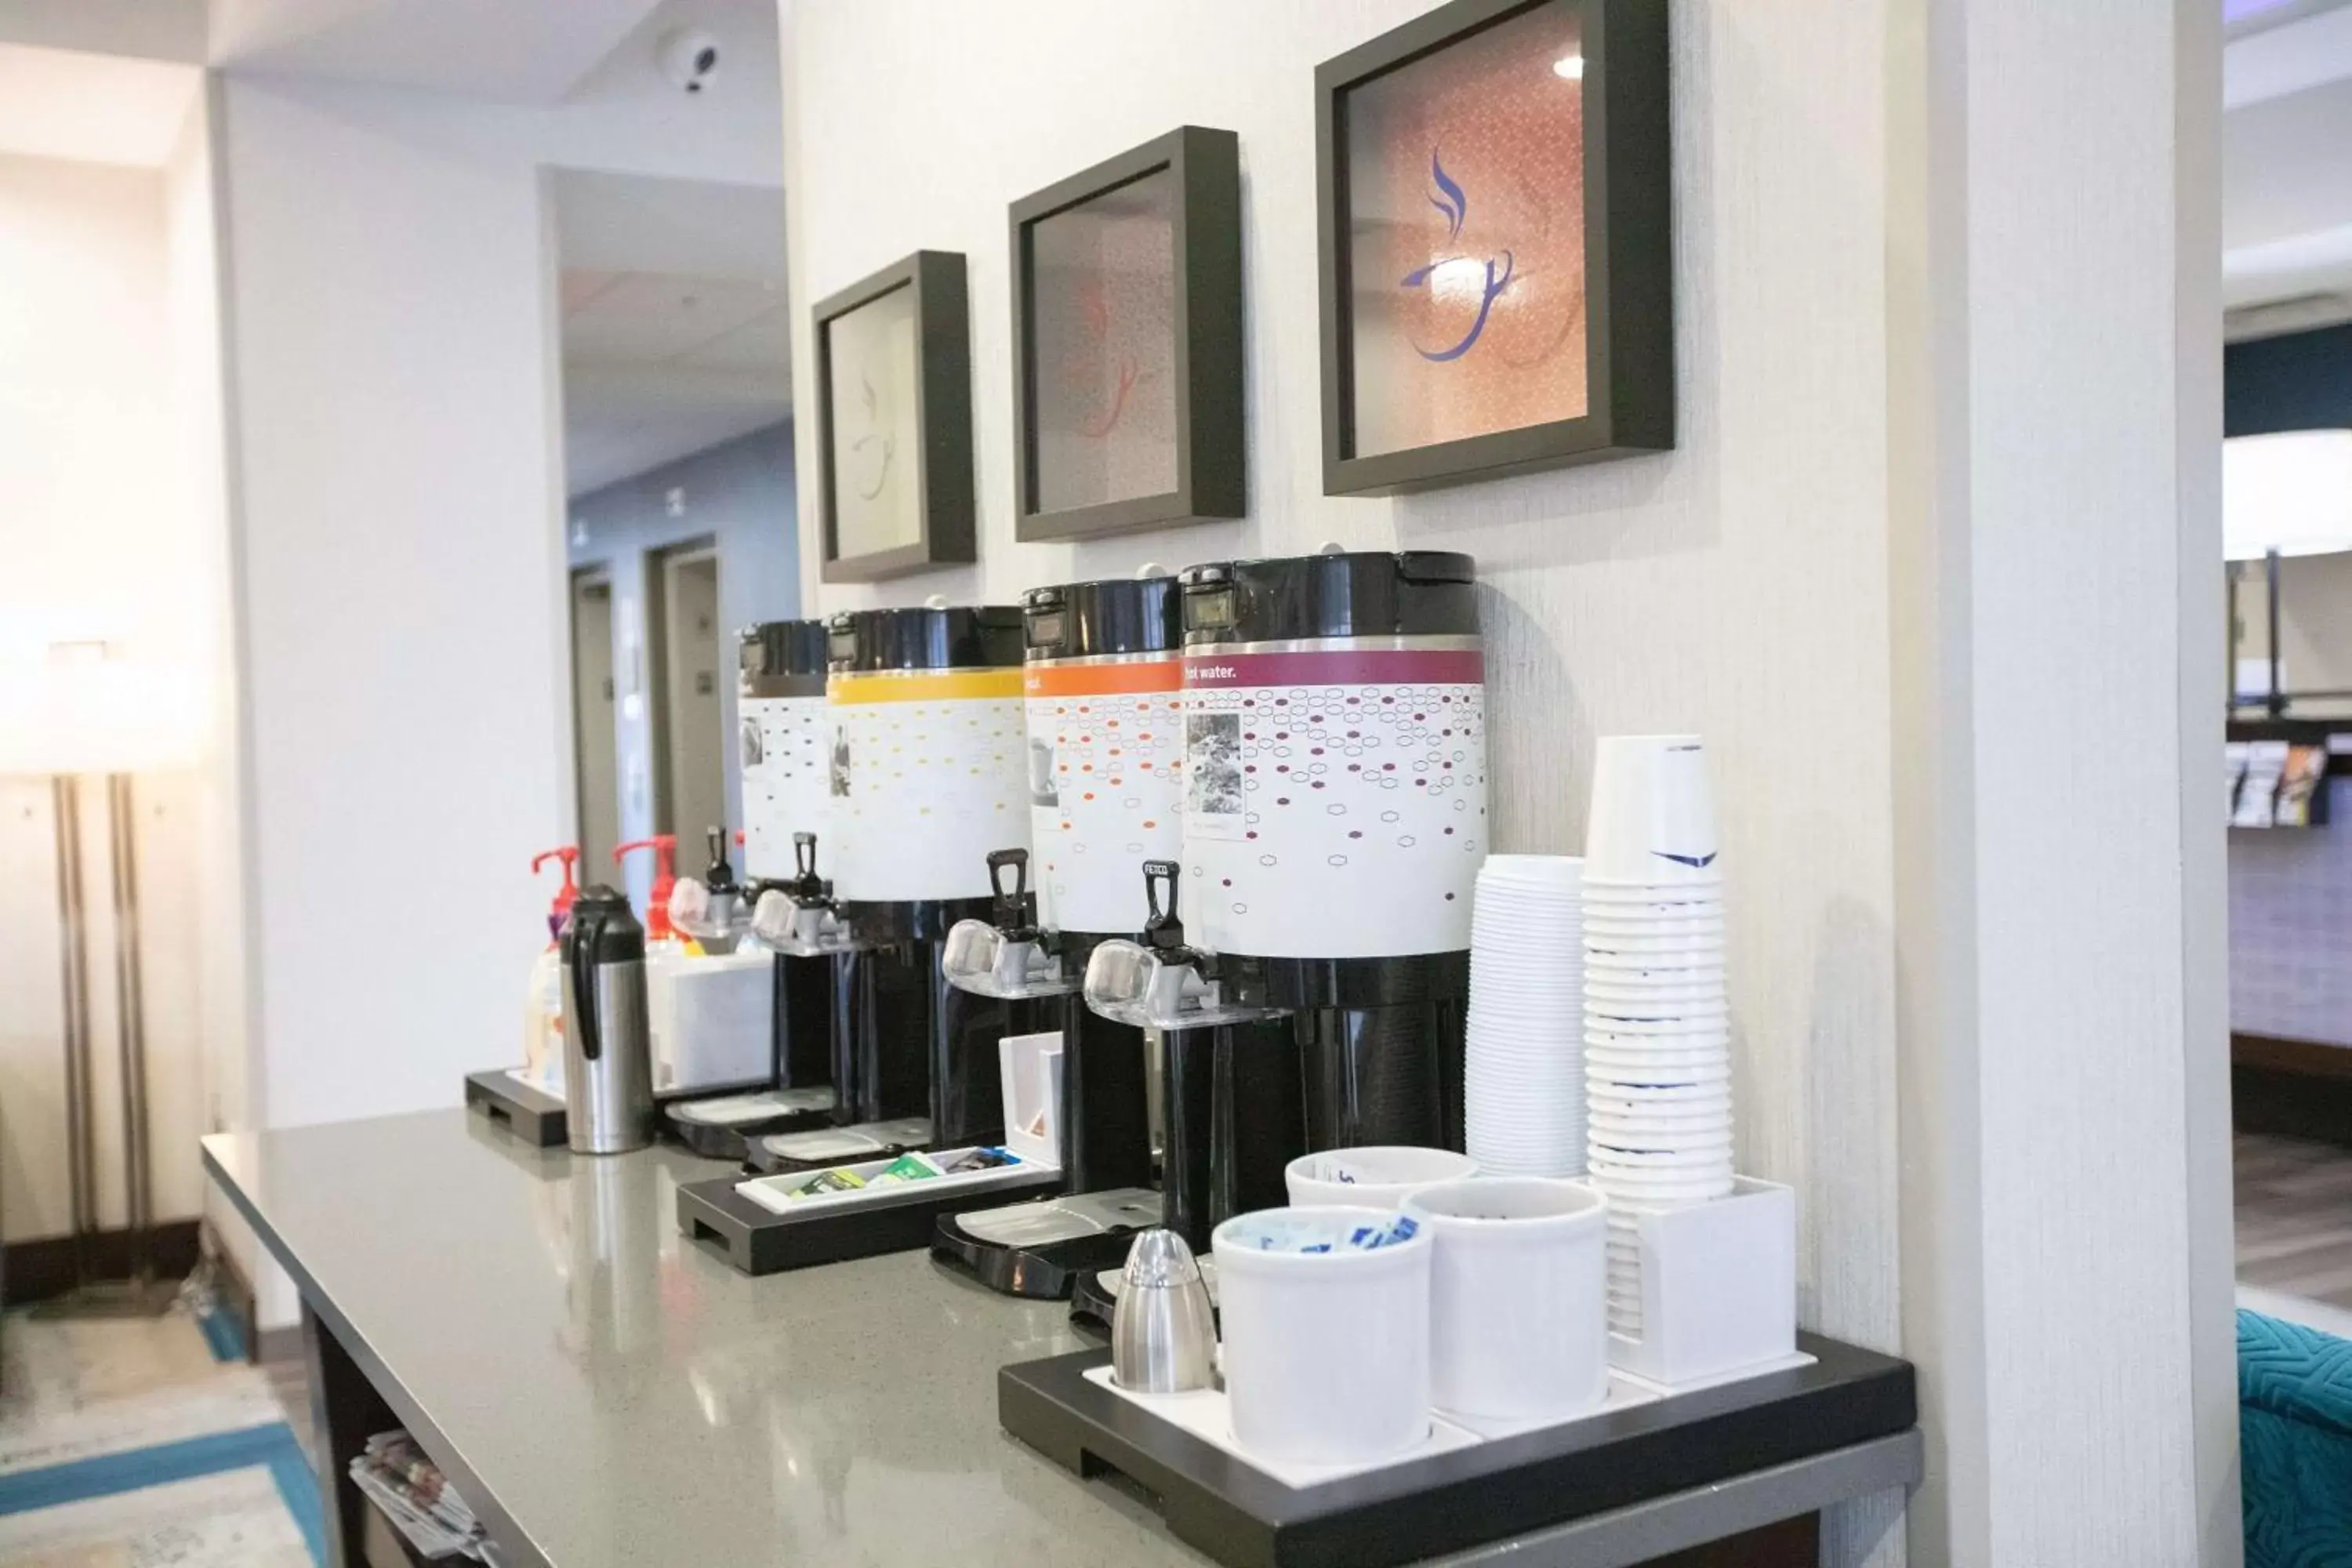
xmin=1023 ymin=659 xmax=1183 ymax=698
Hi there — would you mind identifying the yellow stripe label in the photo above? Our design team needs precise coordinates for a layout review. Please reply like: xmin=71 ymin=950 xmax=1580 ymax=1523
xmin=828 ymin=669 xmax=1025 ymax=704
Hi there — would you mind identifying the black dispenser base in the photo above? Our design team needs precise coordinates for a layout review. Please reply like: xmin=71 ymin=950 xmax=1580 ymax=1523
xmin=663 ymin=1107 xmax=833 ymax=1163
xmin=676 ymin=1166 xmax=1063 ymax=1276
xmin=1069 ymin=1265 xmax=1121 ymax=1330
xmin=930 ymin=1221 xmax=1135 ymax=1299
xmin=463 ymin=1069 xmax=566 ymax=1148
xmin=999 ymin=1334 xmax=1917 ymax=1568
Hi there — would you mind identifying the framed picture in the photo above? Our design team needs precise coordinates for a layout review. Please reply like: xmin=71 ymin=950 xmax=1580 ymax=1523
xmin=814 ymin=251 xmax=976 ymax=582
xmin=1316 ymin=0 xmax=1672 ymax=495
xmin=1011 ymin=125 xmax=1245 ymax=542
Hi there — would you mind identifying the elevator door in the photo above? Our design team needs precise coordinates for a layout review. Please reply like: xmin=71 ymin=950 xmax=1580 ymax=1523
xmin=655 ymin=545 xmax=725 ymax=876
xmin=570 ymin=572 xmax=619 ymax=876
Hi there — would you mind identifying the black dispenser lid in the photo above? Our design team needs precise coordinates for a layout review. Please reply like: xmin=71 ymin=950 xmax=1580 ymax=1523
xmin=739 ymin=619 xmax=829 ymax=678
xmin=1178 ymin=550 xmax=1477 ymax=643
xmin=1023 ymin=574 xmax=1183 ymax=661
xmin=561 ymin=886 xmax=645 ymax=962
xmin=826 ymin=604 xmax=1025 ymax=672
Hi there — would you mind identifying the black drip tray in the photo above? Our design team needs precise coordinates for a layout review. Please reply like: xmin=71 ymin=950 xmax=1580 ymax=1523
xmin=931 ymin=1189 xmax=1166 ymax=1300
xmin=999 ymin=1334 xmax=1917 ymax=1568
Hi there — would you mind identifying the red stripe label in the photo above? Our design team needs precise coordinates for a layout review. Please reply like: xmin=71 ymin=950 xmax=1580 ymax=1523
xmin=1182 ymin=648 xmax=1483 ymax=688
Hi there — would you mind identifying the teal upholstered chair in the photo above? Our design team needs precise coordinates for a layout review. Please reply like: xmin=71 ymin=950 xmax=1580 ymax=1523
xmin=2241 ymin=1308 xmax=2352 ymax=1566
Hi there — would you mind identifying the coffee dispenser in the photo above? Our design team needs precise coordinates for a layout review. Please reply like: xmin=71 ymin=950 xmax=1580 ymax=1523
xmin=736 ymin=619 xmax=839 ymax=1096
xmin=934 ymin=575 xmax=1190 ymax=1290
xmin=819 ymin=603 xmax=1044 ymax=1149
xmin=1175 ymin=549 xmax=1485 ymax=1152
xmin=662 ymin=622 xmax=843 ymax=1159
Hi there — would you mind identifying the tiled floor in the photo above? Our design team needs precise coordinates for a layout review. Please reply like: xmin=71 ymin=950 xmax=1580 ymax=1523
xmin=2235 ymin=1131 xmax=2352 ymax=1312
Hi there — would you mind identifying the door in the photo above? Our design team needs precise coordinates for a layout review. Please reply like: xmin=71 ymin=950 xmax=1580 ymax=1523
xmin=571 ymin=572 xmax=621 ymax=877
xmin=652 ymin=543 xmax=727 ymax=876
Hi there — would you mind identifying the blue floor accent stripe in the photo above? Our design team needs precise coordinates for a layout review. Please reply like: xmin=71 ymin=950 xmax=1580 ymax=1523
xmin=264 ymin=1431 xmax=328 ymax=1567
xmin=195 ymin=1302 xmax=247 ymax=1364
xmin=0 ymin=1421 xmax=325 ymax=1566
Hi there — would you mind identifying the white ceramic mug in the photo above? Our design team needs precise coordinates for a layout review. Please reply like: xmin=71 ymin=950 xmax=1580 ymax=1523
xmin=1212 ymin=1207 xmax=1433 ymax=1465
xmin=1403 ymin=1178 xmax=1610 ymax=1424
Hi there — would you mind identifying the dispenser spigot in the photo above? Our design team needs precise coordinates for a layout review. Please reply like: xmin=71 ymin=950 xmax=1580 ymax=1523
xmin=987 ymin=848 xmax=1042 ymax=945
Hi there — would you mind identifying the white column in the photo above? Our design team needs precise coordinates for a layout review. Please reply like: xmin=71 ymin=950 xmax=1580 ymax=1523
xmin=213 ymin=75 xmax=570 ymax=1136
xmin=1891 ymin=0 xmax=2238 ymax=1561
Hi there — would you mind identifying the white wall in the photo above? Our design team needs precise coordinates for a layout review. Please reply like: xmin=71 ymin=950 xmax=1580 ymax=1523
xmin=784 ymin=0 xmax=2236 ymax=1559
xmin=201 ymin=56 xmax=788 ymax=1327
xmin=214 ymin=74 xmax=568 ymax=1138
xmin=782 ymin=1 xmax=1903 ymax=1556
xmin=0 ymin=144 xmax=223 ymax=1242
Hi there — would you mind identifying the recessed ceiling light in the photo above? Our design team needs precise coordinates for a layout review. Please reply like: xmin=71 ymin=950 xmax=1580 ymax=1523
xmin=1553 ymin=53 xmax=1584 ymax=80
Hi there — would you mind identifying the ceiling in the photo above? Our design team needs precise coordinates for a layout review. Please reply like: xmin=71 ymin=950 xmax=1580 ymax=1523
xmin=0 ymin=42 xmax=200 ymax=166
xmin=206 ymin=0 xmax=667 ymax=103
xmin=2226 ymin=0 xmax=2352 ymax=332
xmin=554 ymin=169 xmax=791 ymax=496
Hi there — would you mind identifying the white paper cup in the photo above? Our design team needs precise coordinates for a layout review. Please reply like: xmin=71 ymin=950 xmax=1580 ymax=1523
xmin=1584 ymin=1001 xmax=1731 ymax=1023
xmin=1584 ymin=1036 xmax=1733 ymax=1059
xmin=1591 ymin=1113 xmax=1733 ymax=1142
xmin=1585 ymin=975 xmax=1728 ymax=996
xmin=1586 ymin=1055 xmax=1731 ymax=1076
xmin=1591 ymin=1131 xmax=1730 ymax=1154
xmin=1590 ymin=1171 xmax=1740 ymax=1213
xmin=1583 ymin=735 xmax=1720 ymax=883
xmin=1579 ymin=880 xmax=1725 ymax=902
xmin=1213 ymin=1207 xmax=1434 ymax=1465
xmin=1581 ymin=912 xmax=1731 ymax=940
xmin=1478 ymin=854 xmax=1585 ymax=885
xmin=1585 ymin=1078 xmax=1735 ymax=1104
xmin=1587 ymin=1076 xmax=1733 ymax=1099
xmin=1584 ymin=1002 xmax=1730 ymax=1025
xmin=1588 ymin=1089 xmax=1732 ymax=1116
xmin=1284 ymin=1147 xmax=1481 ymax=1210
xmin=1403 ymin=1179 xmax=1607 ymax=1422
xmin=1585 ymin=1019 xmax=1733 ymax=1041
xmin=1588 ymin=1138 xmax=1734 ymax=1167
xmin=1588 ymin=1165 xmax=1735 ymax=1197
xmin=1585 ymin=951 xmax=1724 ymax=968
xmin=1586 ymin=1070 xmax=1733 ymax=1094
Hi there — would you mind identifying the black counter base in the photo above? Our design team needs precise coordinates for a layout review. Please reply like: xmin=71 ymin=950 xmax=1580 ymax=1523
xmin=463 ymin=1071 xmax=565 ymax=1148
xmin=998 ymin=1334 xmax=1915 ymax=1568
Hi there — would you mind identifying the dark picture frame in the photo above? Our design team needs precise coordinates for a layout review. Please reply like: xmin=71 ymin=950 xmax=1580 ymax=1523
xmin=1316 ymin=0 xmax=1672 ymax=496
xmin=1011 ymin=125 xmax=1245 ymax=542
xmin=814 ymin=250 xmax=976 ymax=583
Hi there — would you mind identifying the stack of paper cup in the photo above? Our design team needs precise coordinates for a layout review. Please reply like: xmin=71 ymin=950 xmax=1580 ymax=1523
xmin=1581 ymin=736 xmax=1731 ymax=1341
xmin=1465 ymin=855 xmax=1586 ymax=1178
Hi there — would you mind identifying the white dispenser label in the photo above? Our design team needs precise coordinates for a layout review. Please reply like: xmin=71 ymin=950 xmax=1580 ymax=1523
xmin=1025 ymin=656 xmax=1186 ymax=936
xmin=739 ymin=693 xmax=831 ymax=880
xmin=829 ymin=670 xmax=1030 ymax=903
xmin=1182 ymin=646 xmax=1486 ymax=959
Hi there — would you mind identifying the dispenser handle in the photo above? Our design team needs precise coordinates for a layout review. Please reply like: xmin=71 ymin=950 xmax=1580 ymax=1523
xmin=1142 ymin=859 xmax=1183 ymax=948
xmin=793 ymin=831 xmax=819 ymax=881
xmin=988 ymin=848 xmax=1029 ymax=913
xmin=571 ymin=913 xmax=603 ymax=1062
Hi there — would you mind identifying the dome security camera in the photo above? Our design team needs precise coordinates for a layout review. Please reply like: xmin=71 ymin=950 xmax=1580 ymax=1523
xmin=659 ymin=29 xmax=721 ymax=94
